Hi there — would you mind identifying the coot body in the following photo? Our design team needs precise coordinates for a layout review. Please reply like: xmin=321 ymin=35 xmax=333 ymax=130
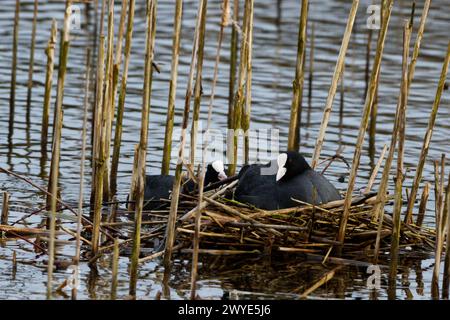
xmin=234 ymin=152 xmax=340 ymax=210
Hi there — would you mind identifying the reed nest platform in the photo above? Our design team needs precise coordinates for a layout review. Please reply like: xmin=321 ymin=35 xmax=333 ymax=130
xmin=120 ymin=182 xmax=437 ymax=265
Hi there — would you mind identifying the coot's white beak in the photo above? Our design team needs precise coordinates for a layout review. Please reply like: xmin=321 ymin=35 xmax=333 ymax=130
xmin=212 ymin=160 xmax=227 ymax=181
xmin=218 ymin=171 xmax=227 ymax=181
xmin=276 ymin=153 xmax=287 ymax=182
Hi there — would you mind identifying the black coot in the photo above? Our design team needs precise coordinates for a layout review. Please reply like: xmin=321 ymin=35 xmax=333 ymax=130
xmin=141 ymin=160 xmax=227 ymax=210
xmin=234 ymin=151 xmax=340 ymax=210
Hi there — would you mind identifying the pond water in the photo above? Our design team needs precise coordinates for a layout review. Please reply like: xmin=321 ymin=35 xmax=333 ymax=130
xmin=0 ymin=0 xmax=449 ymax=299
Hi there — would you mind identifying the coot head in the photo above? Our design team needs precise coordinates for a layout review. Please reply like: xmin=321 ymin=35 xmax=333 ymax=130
xmin=205 ymin=160 xmax=227 ymax=184
xmin=276 ymin=151 xmax=311 ymax=182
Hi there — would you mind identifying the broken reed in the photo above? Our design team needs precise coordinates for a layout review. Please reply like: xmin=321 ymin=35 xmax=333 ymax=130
xmin=41 ymin=21 xmax=58 ymax=157
xmin=189 ymin=0 xmax=208 ymax=167
xmin=9 ymin=0 xmax=19 ymax=138
xmin=338 ymin=0 xmax=393 ymax=244
xmin=108 ymin=0 xmax=129 ymax=197
xmin=405 ymin=41 xmax=450 ymax=224
xmin=1 ymin=192 xmax=9 ymax=225
xmin=26 ymin=0 xmax=38 ymax=116
xmin=310 ymin=0 xmax=358 ymax=169
xmin=129 ymin=0 xmax=157 ymax=297
xmin=161 ymin=0 xmax=183 ymax=175
xmin=443 ymin=173 xmax=450 ymax=298
xmin=287 ymin=0 xmax=308 ymax=152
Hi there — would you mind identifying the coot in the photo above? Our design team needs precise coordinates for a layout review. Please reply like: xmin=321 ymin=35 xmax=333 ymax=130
xmin=234 ymin=152 xmax=340 ymax=210
xmin=141 ymin=160 xmax=227 ymax=210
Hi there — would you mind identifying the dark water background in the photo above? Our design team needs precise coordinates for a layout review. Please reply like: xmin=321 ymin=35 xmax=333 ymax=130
xmin=0 ymin=0 xmax=449 ymax=299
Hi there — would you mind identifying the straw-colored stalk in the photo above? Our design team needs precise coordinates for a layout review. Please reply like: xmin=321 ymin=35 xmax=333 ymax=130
xmin=91 ymin=35 xmax=105 ymax=253
xmin=416 ymin=182 xmax=430 ymax=228
xmin=388 ymin=22 xmax=410 ymax=283
xmin=111 ymin=0 xmax=136 ymax=195
xmin=163 ymin=0 xmax=206 ymax=274
xmin=109 ymin=0 xmax=130 ymax=196
xmin=9 ymin=0 xmax=19 ymax=138
xmin=228 ymin=0 xmax=239 ymax=128
xmin=128 ymin=144 xmax=139 ymax=211
xmin=72 ymin=49 xmax=91 ymax=300
xmin=405 ymin=42 xmax=450 ymax=224
xmin=41 ymin=21 xmax=58 ymax=159
xmin=111 ymin=238 xmax=120 ymax=300
xmin=129 ymin=0 xmax=157 ymax=296
xmin=432 ymin=157 xmax=446 ymax=299
xmin=442 ymin=173 xmax=450 ymax=298
xmin=287 ymin=0 xmax=308 ymax=152
xmin=26 ymin=0 xmax=38 ymax=113
xmin=228 ymin=0 xmax=250 ymax=175
xmin=310 ymin=0 xmax=359 ymax=169
xmin=190 ymin=0 xmax=208 ymax=166
xmin=337 ymin=0 xmax=393 ymax=244
xmin=47 ymin=1 xmax=72 ymax=299
xmin=1 ymin=192 xmax=9 ymax=225
xmin=190 ymin=0 xmax=231 ymax=300
xmin=241 ymin=0 xmax=254 ymax=164
xmin=101 ymin=0 xmax=116 ymax=201
xmin=306 ymin=22 xmax=314 ymax=126
xmin=364 ymin=144 xmax=388 ymax=194
xmin=161 ymin=0 xmax=183 ymax=175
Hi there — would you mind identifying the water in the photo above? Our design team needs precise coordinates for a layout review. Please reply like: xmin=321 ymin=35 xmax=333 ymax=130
xmin=0 ymin=0 xmax=449 ymax=300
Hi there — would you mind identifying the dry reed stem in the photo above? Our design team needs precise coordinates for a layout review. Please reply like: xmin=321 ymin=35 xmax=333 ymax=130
xmin=41 ymin=21 xmax=58 ymax=158
xmin=111 ymin=238 xmax=119 ymax=300
xmin=129 ymin=0 xmax=157 ymax=296
xmin=161 ymin=0 xmax=183 ymax=175
xmin=404 ymin=47 xmax=450 ymax=224
xmin=287 ymin=0 xmax=308 ymax=152
xmin=163 ymin=0 xmax=207 ymax=272
xmin=416 ymin=182 xmax=430 ymax=228
xmin=228 ymin=0 xmax=239 ymax=128
xmin=337 ymin=0 xmax=393 ymax=244
xmin=311 ymin=0 xmax=359 ymax=169
xmin=26 ymin=0 xmax=38 ymax=112
xmin=364 ymin=144 xmax=388 ymax=194
xmin=8 ymin=0 xmax=19 ymax=138
xmin=443 ymin=173 xmax=450 ymax=298
xmin=432 ymin=158 xmax=445 ymax=298
xmin=1 ymin=192 xmax=10 ymax=225
xmin=388 ymin=21 xmax=411 ymax=280
xmin=298 ymin=266 xmax=342 ymax=298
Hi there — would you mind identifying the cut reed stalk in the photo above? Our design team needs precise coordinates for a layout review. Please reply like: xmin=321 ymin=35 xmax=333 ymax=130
xmin=26 ymin=0 xmax=38 ymax=115
xmin=364 ymin=144 xmax=388 ymax=194
xmin=109 ymin=0 xmax=130 ymax=196
xmin=129 ymin=0 xmax=157 ymax=297
xmin=388 ymin=21 xmax=411 ymax=282
xmin=8 ymin=0 xmax=19 ymax=138
xmin=111 ymin=238 xmax=119 ymax=300
xmin=310 ymin=0 xmax=359 ymax=169
xmin=190 ymin=0 xmax=208 ymax=166
xmin=306 ymin=22 xmax=314 ymax=126
xmin=337 ymin=0 xmax=393 ymax=244
xmin=416 ymin=182 xmax=430 ymax=228
xmin=163 ymin=0 xmax=206 ymax=274
xmin=72 ymin=49 xmax=91 ymax=301
xmin=228 ymin=0 xmax=239 ymax=128
xmin=190 ymin=0 xmax=231 ymax=300
xmin=1 ymin=192 xmax=9 ymax=225
xmin=111 ymin=0 xmax=136 ymax=195
xmin=287 ymin=0 xmax=308 ymax=152
xmin=41 ymin=21 xmax=58 ymax=159
xmin=404 ymin=42 xmax=450 ymax=224
xmin=161 ymin=0 xmax=183 ymax=175
xmin=241 ymin=0 xmax=254 ymax=164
